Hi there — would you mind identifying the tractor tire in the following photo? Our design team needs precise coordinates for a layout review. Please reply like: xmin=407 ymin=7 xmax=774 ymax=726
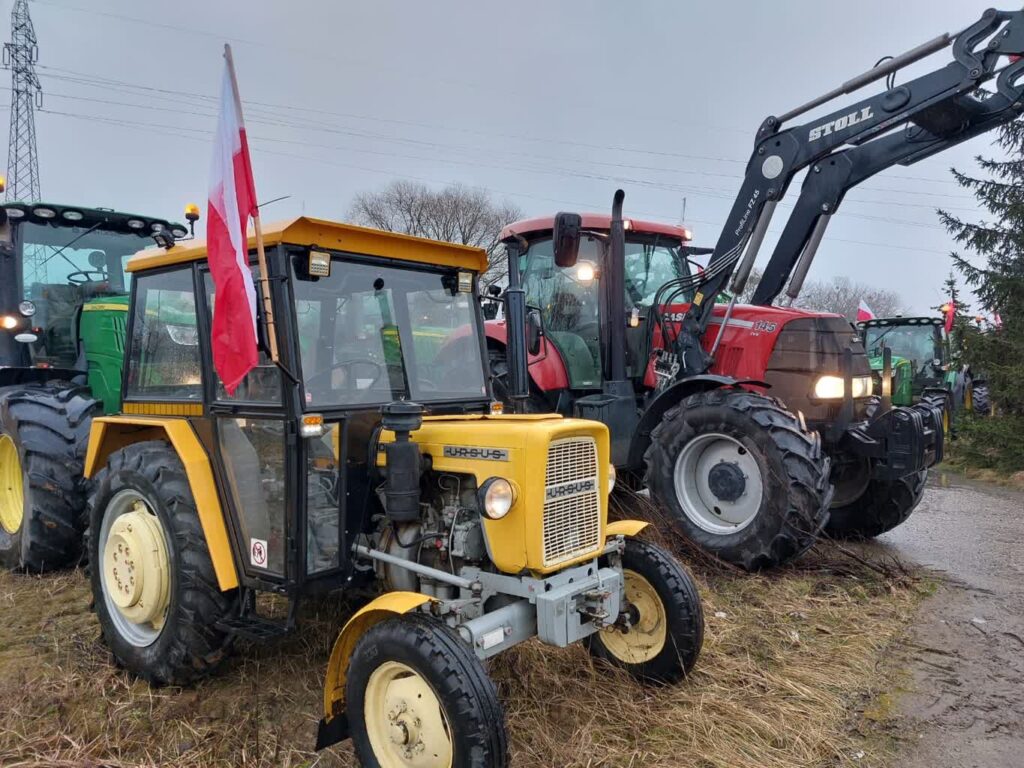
xmin=88 ymin=440 xmax=238 ymax=685
xmin=586 ymin=538 xmax=703 ymax=682
xmin=0 ymin=383 xmax=99 ymax=571
xmin=825 ymin=469 xmax=928 ymax=540
xmin=644 ymin=388 xmax=831 ymax=571
xmin=347 ymin=613 xmax=509 ymax=768
xmin=972 ymin=381 xmax=991 ymax=416
xmin=488 ymin=348 xmax=548 ymax=413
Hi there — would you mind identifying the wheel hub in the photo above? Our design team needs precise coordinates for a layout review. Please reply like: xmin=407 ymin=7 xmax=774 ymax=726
xmin=598 ymin=569 xmax=667 ymax=664
xmin=707 ymin=461 xmax=746 ymax=502
xmin=0 ymin=434 xmax=24 ymax=535
xmin=365 ymin=661 xmax=454 ymax=767
xmin=101 ymin=501 xmax=170 ymax=628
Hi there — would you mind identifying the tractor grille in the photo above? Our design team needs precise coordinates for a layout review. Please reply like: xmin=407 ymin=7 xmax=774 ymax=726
xmin=542 ymin=437 xmax=601 ymax=567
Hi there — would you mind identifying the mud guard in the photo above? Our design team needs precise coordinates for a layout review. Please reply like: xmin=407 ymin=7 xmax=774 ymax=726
xmin=626 ymin=375 xmax=767 ymax=470
xmin=605 ymin=519 xmax=649 ymax=538
xmin=317 ymin=591 xmax=435 ymax=750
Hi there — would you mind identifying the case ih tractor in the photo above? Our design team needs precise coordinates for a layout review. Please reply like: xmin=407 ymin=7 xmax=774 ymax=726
xmin=488 ymin=8 xmax=1024 ymax=565
xmin=81 ymin=216 xmax=703 ymax=765
xmin=0 ymin=199 xmax=193 ymax=571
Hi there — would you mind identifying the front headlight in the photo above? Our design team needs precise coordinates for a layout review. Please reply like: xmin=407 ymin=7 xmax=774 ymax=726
xmin=478 ymin=477 xmax=516 ymax=520
xmin=608 ymin=463 xmax=616 ymax=494
xmin=813 ymin=374 xmax=873 ymax=399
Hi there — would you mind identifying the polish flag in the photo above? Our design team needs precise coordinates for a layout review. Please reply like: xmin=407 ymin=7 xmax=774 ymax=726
xmin=943 ymin=300 xmax=957 ymax=333
xmin=856 ymin=299 xmax=875 ymax=322
xmin=207 ymin=44 xmax=259 ymax=394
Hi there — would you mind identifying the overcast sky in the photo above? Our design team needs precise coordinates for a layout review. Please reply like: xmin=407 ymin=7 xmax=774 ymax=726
xmin=9 ymin=0 xmax=1010 ymax=313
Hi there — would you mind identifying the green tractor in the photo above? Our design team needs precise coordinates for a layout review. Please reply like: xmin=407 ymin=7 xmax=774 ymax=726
xmin=0 ymin=200 xmax=192 ymax=571
xmin=857 ymin=316 xmax=984 ymax=436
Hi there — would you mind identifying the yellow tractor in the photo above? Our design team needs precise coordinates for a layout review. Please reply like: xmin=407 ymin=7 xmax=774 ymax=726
xmin=83 ymin=217 xmax=704 ymax=765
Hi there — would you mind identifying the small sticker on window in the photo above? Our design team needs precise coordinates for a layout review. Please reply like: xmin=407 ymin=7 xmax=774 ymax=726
xmin=250 ymin=538 xmax=268 ymax=568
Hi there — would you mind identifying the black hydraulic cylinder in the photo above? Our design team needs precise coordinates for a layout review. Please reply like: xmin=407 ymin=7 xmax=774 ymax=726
xmin=503 ymin=239 xmax=530 ymax=403
xmin=381 ymin=401 xmax=424 ymax=522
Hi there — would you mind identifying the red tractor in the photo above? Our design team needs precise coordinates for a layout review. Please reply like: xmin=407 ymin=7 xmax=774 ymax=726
xmin=486 ymin=8 xmax=1024 ymax=569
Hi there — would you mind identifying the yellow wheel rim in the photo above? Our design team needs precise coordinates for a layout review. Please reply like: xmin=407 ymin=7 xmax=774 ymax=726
xmin=364 ymin=660 xmax=454 ymax=768
xmin=943 ymin=407 xmax=951 ymax=438
xmin=599 ymin=569 xmax=667 ymax=664
xmin=100 ymin=491 xmax=171 ymax=647
xmin=965 ymin=384 xmax=973 ymax=413
xmin=0 ymin=434 xmax=24 ymax=535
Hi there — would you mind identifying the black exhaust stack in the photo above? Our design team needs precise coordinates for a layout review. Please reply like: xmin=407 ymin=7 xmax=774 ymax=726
xmin=501 ymin=236 xmax=530 ymax=404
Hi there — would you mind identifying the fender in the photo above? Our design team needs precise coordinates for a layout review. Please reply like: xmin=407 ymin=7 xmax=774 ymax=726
xmin=318 ymin=592 xmax=434 ymax=749
xmin=626 ymin=375 xmax=768 ymax=470
xmin=484 ymin=320 xmax=570 ymax=392
xmin=605 ymin=519 xmax=649 ymax=538
xmin=84 ymin=416 xmax=238 ymax=591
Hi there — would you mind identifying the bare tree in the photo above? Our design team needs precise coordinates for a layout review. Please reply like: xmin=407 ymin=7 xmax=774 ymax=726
xmin=348 ymin=180 xmax=523 ymax=284
xmin=793 ymin=275 xmax=905 ymax=320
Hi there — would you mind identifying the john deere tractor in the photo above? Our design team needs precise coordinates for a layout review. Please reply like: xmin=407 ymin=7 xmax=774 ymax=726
xmin=858 ymin=316 xmax=985 ymax=433
xmin=0 ymin=200 xmax=193 ymax=571
xmin=82 ymin=216 xmax=704 ymax=765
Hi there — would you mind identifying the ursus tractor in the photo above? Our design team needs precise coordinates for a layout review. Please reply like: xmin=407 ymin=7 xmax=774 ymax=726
xmin=81 ymin=216 xmax=704 ymax=765
xmin=488 ymin=7 xmax=1024 ymax=562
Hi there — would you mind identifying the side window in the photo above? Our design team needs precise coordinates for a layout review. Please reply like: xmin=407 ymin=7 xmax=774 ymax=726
xmin=203 ymin=269 xmax=282 ymax=402
xmin=125 ymin=268 xmax=202 ymax=400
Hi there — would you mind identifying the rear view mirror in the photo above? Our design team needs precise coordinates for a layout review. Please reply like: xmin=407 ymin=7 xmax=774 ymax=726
xmin=552 ymin=212 xmax=582 ymax=268
xmin=526 ymin=308 xmax=543 ymax=356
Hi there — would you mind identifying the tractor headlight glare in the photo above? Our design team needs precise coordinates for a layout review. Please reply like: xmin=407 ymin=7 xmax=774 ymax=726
xmin=813 ymin=374 xmax=873 ymax=399
xmin=479 ymin=477 xmax=515 ymax=520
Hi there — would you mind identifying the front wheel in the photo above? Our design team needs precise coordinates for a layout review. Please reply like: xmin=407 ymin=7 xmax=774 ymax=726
xmin=825 ymin=469 xmax=927 ymax=540
xmin=88 ymin=440 xmax=238 ymax=685
xmin=347 ymin=613 xmax=508 ymax=768
xmin=586 ymin=538 xmax=704 ymax=682
xmin=645 ymin=389 xmax=831 ymax=571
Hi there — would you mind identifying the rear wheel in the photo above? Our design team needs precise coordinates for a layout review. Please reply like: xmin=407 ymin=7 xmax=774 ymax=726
xmin=586 ymin=538 xmax=703 ymax=682
xmin=347 ymin=613 xmax=508 ymax=768
xmin=645 ymin=389 xmax=831 ymax=571
xmin=825 ymin=469 xmax=928 ymax=540
xmin=0 ymin=383 xmax=99 ymax=571
xmin=972 ymin=381 xmax=991 ymax=416
xmin=88 ymin=440 xmax=237 ymax=684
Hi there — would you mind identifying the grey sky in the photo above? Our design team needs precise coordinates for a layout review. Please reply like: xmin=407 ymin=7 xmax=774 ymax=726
xmin=13 ymin=0 xmax=1007 ymax=314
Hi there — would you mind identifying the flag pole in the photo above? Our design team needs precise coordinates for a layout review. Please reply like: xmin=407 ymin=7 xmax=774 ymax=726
xmin=223 ymin=43 xmax=279 ymax=363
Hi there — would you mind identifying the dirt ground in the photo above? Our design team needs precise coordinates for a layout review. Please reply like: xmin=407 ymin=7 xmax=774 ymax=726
xmin=0 ymin=519 xmax=922 ymax=768
xmin=862 ymin=471 xmax=1024 ymax=768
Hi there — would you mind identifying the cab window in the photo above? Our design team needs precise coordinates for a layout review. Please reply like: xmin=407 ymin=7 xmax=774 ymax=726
xmin=125 ymin=268 xmax=202 ymax=400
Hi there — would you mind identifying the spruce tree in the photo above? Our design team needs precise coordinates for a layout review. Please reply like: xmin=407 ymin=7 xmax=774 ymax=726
xmin=934 ymin=270 xmax=971 ymax=364
xmin=939 ymin=120 xmax=1024 ymax=418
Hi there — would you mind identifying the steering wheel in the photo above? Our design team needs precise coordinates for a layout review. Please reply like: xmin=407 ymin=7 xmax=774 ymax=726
xmin=66 ymin=269 xmax=107 ymax=285
xmin=306 ymin=357 xmax=385 ymax=393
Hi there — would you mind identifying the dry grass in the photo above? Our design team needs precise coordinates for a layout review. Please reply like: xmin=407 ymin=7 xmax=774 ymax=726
xmin=0 ymin=502 xmax=923 ymax=768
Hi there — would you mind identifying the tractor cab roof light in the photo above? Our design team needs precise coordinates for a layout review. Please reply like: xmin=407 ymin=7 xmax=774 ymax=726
xmin=301 ymin=414 xmax=325 ymax=438
xmin=127 ymin=219 xmax=146 ymax=230
xmin=62 ymin=210 xmax=84 ymax=222
xmin=5 ymin=207 xmax=25 ymax=219
xmin=32 ymin=206 xmax=56 ymax=219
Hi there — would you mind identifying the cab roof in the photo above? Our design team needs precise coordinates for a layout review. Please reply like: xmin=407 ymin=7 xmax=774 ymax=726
xmin=857 ymin=316 xmax=942 ymax=328
xmin=126 ymin=215 xmax=490 ymax=274
xmin=501 ymin=214 xmax=693 ymax=242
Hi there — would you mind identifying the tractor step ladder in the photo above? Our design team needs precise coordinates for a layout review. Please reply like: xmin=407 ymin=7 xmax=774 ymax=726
xmin=215 ymin=588 xmax=298 ymax=641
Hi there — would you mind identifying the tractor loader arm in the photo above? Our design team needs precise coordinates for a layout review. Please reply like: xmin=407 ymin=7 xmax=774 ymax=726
xmin=673 ymin=7 xmax=1024 ymax=375
xmin=752 ymin=66 xmax=1024 ymax=306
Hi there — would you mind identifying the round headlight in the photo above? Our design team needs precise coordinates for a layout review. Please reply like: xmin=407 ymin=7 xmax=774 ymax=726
xmin=126 ymin=219 xmax=145 ymax=230
xmin=170 ymin=225 xmax=189 ymax=238
xmin=62 ymin=210 xmax=84 ymax=222
xmin=32 ymin=207 xmax=56 ymax=219
xmin=18 ymin=300 xmax=35 ymax=317
xmin=608 ymin=463 xmax=616 ymax=493
xmin=1 ymin=315 xmax=18 ymax=330
xmin=151 ymin=222 xmax=165 ymax=233
xmin=478 ymin=477 xmax=515 ymax=520
xmin=5 ymin=207 xmax=25 ymax=219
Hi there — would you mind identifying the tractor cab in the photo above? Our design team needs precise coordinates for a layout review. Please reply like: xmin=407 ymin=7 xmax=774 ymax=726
xmin=0 ymin=202 xmax=190 ymax=406
xmin=858 ymin=317 xmax=950 ymax=406
xmin=495 ymin=214 xmax=697 ymax=392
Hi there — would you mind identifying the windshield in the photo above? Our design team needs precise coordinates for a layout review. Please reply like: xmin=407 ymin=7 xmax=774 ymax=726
xmin=865 ymin=324 xmax=943 ymax=369
xmin=291 ymin=254 xmax=488 ymax=408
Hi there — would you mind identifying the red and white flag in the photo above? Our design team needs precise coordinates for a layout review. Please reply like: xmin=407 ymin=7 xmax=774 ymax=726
xmin=856 ymin=299 xmax=875 ymax=322
xmin=943 ymin=300 xmax=957 ymax=333
xmin=207 ymin=44 xmax=259 ymax=394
